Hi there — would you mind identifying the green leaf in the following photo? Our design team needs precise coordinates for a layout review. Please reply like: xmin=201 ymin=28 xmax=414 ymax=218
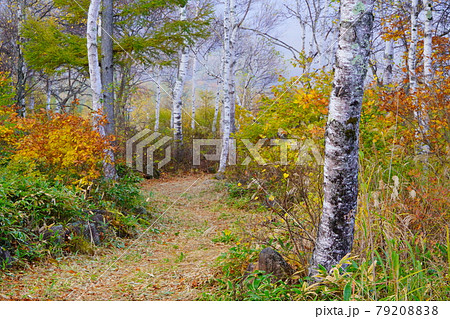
xmin=343 ymin=282 xmax=352 ymax=301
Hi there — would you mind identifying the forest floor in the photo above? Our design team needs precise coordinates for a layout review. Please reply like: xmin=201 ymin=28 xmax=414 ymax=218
xmin=0 ymin=174 xmax=247 ymax=300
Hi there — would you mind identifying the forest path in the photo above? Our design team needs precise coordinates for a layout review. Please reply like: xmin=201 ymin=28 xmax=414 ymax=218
xmin=0 ymin=174 xmax=244 ymax=300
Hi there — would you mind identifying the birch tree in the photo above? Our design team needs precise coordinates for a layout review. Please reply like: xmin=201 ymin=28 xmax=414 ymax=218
xmin=101 ymin=0 xmax=115 ymax=138
xmin=420 ymin=0 xmax=433 ymax=153
xmin=408 ymin=0 xmax=419 ymax=96
xmin=382 ymin=38 xmax=394 ymax=85
xmin=16 ymin=0 xmax=26 ymax=117
xmin=217 ymin=0 xmax=235 ymax=174
xmin=87 ymin=0 xmax=102 ymax=119
xmin=309 ymin=0 xmax=374 ymax=275
xmin=87 ymin=0 xmax=117 ymax=180
xmin=218 ymin=0 xmax=253 ymax=173
xmin=212 ymin=76 xmax=222 ymax=134
xmin=172 ymin=3 xmax=190 ymax=145
xmin=154 ymin=67 xmax=162 ymax=132
xmin=191 ymin=54 xmax=198 ymax=130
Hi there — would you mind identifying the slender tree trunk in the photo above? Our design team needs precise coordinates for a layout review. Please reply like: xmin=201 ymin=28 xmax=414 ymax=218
xmin=408 ymin=0 xmax=419 ymax=96
xmin=101 ymin=0 xmax=115 ymax=137
xmin=46 ymin=77 xmax=52 ymax=111
xmin=191 ymin=0 xmax=199 ymax=131
xmin=218 ymin=0 xmax=235 ymax=174
xmin=87 ymin=0 xmax=103 ymax=116
xmin=423 ymin=0 xmax=433 ymax=85
xmin=229 ymin=0 xmax=237 ymax=134
xmin=212 ymin=78 xmax=222 ymax=134
xmin=154 ymin=67 xmax=162 ymax=132
xmin=16 ymin=0 xmax=27 ymax=117
xmin=172 ymin=4 xmax=190 ymax=146
xmin=191 ymin=54 xmax=197 ymax=130
xmin=115 ymin=62 xmax=129 ymax=132
xmin=101 ymin=0 xmax=117 ymax=179
xmin=88 ymin=0 xmax=117 ymax=180
xmin=383 ymin=39 xmax=394 ymax=85
xmin=213 ymin=56 xmax=225 ymax=134
xmin=29 ymin=88 xmax=34 ymax=113
xmin=420 ymin=0 xmax=432 ymax=154
xmin=309 ymin=0 xmax=374 ymax=275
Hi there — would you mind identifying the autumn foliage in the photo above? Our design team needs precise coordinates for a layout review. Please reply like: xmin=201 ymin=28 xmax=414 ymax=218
xmin=1 ymin=108 xmax=113 ymax=183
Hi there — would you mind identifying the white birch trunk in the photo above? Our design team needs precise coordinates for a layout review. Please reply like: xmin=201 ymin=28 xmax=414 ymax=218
xmin=191 ymin=54 xmax=198 ymax=130
xmin=87 ymin=0 xmax=103 ymax=119
xmin=190 ymin=0 xmax=199 ymax=131
xmin=229 ymin=0 xmax=237 ymax=134
xmin=154 ymin=67 xmax=162 ymax=132
xmin=309 ymin=0 xmax=374 ymax=275
xmin=212 ymin=78 xmax=222 ymax=134
xmin=423 ymin=0 xmax=433 ymax=85
xmin=172 ymin=4 xmax=190 ymax=143
xmin=101 ymin=0 xmax=115 ymax=137
xmin=218 ymin=0 xmax=235 ymax=174
xmin=420 ymin=0 xmax=432 ymax=153
xmin=408 ymin=0 xmax=419 ymax=95
xmin=383 ymin=39 xmax=394 ymax=85
xmin=87 ymin=0 xmax=117 ymax=180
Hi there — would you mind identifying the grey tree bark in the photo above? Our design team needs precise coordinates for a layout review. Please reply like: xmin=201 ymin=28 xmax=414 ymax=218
xmin=101 ymin=0 xmax=117 ymax=180
xmin=87 ymin=0 xmax=117 ymax=180
xmin=383 ymin=39 xmax=394 ymax=85
xmin=16 ymin=0 xmax=27 ymax=117
xmin=46 ymin=77 xmax=52 ymax=111
xmin=191 ymin=54 xmax=198 ymax=130
xmin=212 ymin=77 xmax=222 ymax=134
xmin=154 ymin=67 xmax=162 ymax=132
xmin=309 ymin=0 xmax=374 ymax=275
xmin=101 ymin=0 xmax=115 ymax=137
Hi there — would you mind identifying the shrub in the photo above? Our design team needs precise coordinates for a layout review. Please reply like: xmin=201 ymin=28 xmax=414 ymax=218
xmin=11 ymin=110 xmax=113 ymax=184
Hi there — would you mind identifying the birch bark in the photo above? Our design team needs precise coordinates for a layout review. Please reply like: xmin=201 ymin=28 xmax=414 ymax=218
xmin=218 ymin=0 xmax=235 ymax=174
xmin=383 ymin=39 xmax=394 ymax=85
xmin=87 ymin=0 xmax=103 ymax=119
xmin=154 ymin=67 xmax=162 ymax=132
xmin=423 ymin=0 xmax=433 ymax=84
xmin=408 ymin=0 xmax=419 ymax=96
xmin=87 ymin=0 xmax=117 ymax=180
xmin=212 ymin=78 xmax=222 ymax=134
xmin=420 ymin=0 xmax=432 ymax=153
xmin=309 ymin=0 xmax=374 ymax=275
xmin=191 ymin=54 xmax=198 ymax=130
xmin=101 ymin=0 xmax=115 ymax=137
xmin=16 ymin=0 xmax=27 ymax=117
xmin=172 ymin=4 xmax=190 ymax=144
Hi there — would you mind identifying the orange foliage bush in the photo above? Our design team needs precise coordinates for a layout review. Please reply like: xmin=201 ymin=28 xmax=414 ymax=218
xmin=11 ymin=110 xmax=113 ymax=183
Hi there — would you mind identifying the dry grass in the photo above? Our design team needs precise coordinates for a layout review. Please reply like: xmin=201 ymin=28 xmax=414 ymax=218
xmin=0 ymin=174 xmax=247 ymax=300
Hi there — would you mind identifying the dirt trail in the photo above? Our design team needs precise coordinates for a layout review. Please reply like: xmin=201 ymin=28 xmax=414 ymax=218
xmin=0 ymin=174 xmax=242 ymax=300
